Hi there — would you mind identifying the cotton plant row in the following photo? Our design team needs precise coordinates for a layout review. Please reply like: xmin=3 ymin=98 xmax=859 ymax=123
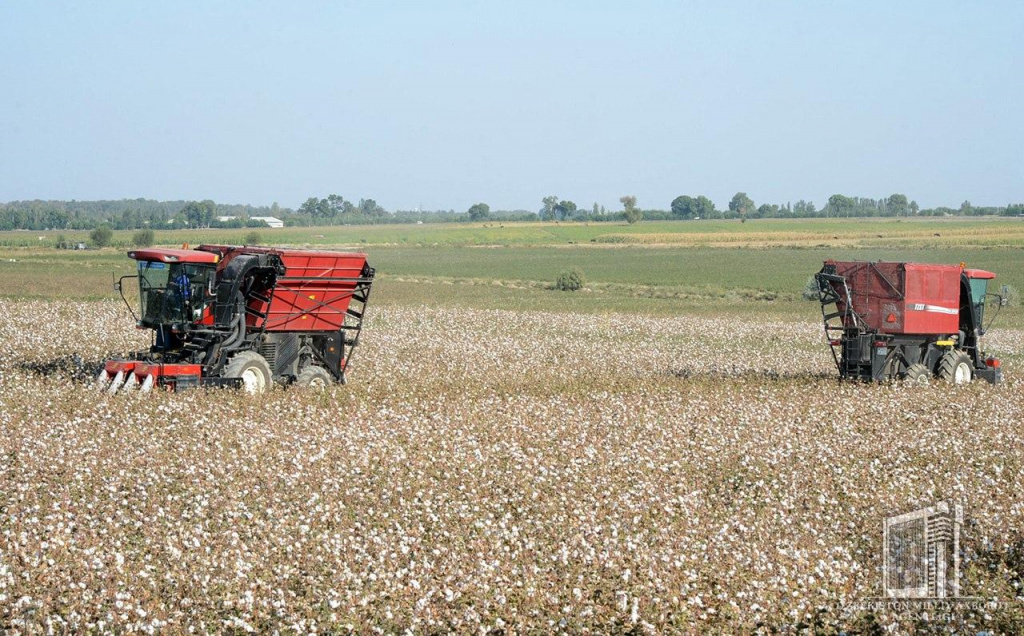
xmin=1 ymin=300 xmax=1023 ymax=633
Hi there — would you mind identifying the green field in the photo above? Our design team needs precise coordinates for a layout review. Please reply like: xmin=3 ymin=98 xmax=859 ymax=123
xmin=1 ymin=217 xmax=1021 ymax=324
xmin=4 ymin=216 xmax=1024 ymax=249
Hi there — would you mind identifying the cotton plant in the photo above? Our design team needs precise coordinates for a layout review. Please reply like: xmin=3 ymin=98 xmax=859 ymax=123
xmin=0 ymin=300 xmax=1021 ymax=633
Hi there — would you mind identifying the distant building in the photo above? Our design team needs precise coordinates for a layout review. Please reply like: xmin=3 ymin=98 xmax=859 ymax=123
xmin=250 ymin=216 xmax=284 ymax=228
xmin=216 ymin=215 xmax=238 ymax=223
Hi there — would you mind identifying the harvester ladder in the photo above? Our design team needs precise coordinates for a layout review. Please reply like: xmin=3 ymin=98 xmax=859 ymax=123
xmin=815 ymin=271 xmax=868 ymax=377
xmin=335 ymin=265 xmax=375 ymax=382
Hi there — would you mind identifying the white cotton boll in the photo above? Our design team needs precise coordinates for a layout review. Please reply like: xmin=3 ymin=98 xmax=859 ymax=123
xmin=1 ymin=299 xmax=1020 ymax=633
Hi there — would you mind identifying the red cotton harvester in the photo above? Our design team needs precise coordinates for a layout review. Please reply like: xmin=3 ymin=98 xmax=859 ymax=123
xmin=815 ymin=260 xmax=1006 ymax=384
xmin=97 ymin=244 xmax=374 ymax=393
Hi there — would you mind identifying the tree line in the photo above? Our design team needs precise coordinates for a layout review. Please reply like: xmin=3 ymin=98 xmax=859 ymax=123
xmin=0 ymin=198 xmax=289 ymax=231
xmin=726 ymin=193 xmax=1024 ymax=220
xmin=2 ymin=193 xmax=1023 ymax=231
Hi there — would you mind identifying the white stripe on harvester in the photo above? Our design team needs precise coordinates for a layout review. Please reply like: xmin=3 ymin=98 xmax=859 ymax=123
xmin=909 ymin=303 xmax=958 ymax=315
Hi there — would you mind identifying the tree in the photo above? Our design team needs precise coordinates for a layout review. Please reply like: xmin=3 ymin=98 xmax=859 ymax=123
xmin=910 ymin=200 xmax=920 ymax=215
xmin=793 ymin=200 xmax=817 ymax=217
xmin=181 ymin=201 xmax=203 ymax=227
xmin=46 ymin=208 xmax=69 ymax=230
xmin=467 ymin=202 xmax=491 ymax=221
xmin=180 ymin=200 xmax=216 ymax=227
xmin=620 ymin=195 xmax=641 ymax=224
xmin=554 ymin=200 xmax=577 ymax=220
xmin=299 ymin=197 xmax=321 ymax=217
xmin=692 ymin=196 xmax=715 ymax=219
xmin=728 ymin=192 xmax=755 ymax=221
xmin=198 ymin=200 xmax=216 ymax=227
xmin=540 ymin=195 xmax=559 ymax=221
xmin=90 ymin=224 xmax=113 ymax=247
xmin=671 ymin=195 xmax=695 ymax=218
xmin=131 ymin=228 xmax=155 ymax=247
xmin=359 ymin=198 xmax=384 ymax=217
xmin=827 ymin=194 xmax=855 ymax=217
xmin=326 ymin=194 xmax=346 ymax=218
xmin=886 ymin=193 xmax=909 ymax=217
xmin=673 ymin=195 xmax=715 ymax=219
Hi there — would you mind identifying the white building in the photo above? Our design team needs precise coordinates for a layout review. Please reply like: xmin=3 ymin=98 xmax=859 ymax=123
xmin=250 ymin=216 xmax=284 ymax=228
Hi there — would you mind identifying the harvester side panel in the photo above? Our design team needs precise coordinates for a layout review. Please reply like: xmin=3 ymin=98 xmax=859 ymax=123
xmin=902 ymin=264 xmax=960 ymax=334
xmin=246 ymin=251 xmax=370 ymax=332
xmin=827 ymin=261 xmax=960 ymax=335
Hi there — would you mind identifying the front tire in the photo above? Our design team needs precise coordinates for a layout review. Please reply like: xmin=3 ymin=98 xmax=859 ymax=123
xmin=902 ymin=363 xmax=931 ymax=386
xmin=296 ymin=365 xmax=333 ymax=388
xmin=223 ymin=351 xmax=272 ymax=394
xmin=937 ymin=351 xmax=973 ymax=385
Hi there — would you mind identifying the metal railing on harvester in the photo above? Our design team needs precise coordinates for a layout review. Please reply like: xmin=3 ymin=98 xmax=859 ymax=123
xmin=815 ymin=262 xmax=905 ymax=378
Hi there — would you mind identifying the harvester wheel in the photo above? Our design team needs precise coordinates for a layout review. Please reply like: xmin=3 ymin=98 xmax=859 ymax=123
xmin=296 ymin=365 xmax=333 ymax=388
xmin=902 ymin=363 xmax=931 ymax=386
xmin=937 ymin=351 xmax=973 ymax=385
xmin=223 ymin=351 xmax=272 ymax=394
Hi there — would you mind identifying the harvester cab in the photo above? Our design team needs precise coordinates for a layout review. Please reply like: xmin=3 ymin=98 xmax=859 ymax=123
xmin=99 ymin=245 xmax=374 ymax=393
xmin=130 ymin=249 xmax=222 ymax=349
xmin=815 ymin=260 xmax=1004 ymax=385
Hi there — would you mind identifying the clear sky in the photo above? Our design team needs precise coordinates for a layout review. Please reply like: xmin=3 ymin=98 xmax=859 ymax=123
xmin=1 ymin=1 xmax=1021 ymax=211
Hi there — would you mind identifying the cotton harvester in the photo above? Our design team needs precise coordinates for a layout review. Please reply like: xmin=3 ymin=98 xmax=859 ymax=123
xmin=815 ymin=260 xmax=1006 ymax=384
xmin=97 ymin=245 xmax=374 ymax=393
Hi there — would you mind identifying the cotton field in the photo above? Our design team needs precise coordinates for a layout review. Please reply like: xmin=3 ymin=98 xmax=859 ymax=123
xmin=2 ymin=299 xmax=1023 ymax=633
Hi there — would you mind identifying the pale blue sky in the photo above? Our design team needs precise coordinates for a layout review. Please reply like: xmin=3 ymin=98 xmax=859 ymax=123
xmin=1 ymin=1 xmax=1021 ymax=211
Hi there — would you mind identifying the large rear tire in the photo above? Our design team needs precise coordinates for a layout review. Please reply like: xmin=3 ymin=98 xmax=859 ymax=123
xmin=937 ymin=351 xmax=973 ymax=385
xmin=902 ymin=363 xmax=931 ymax=386
xmin=223 ymin=351 xmax=272 ymax=394
xmin=296 ymin=365 xmax=333 ymax=388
